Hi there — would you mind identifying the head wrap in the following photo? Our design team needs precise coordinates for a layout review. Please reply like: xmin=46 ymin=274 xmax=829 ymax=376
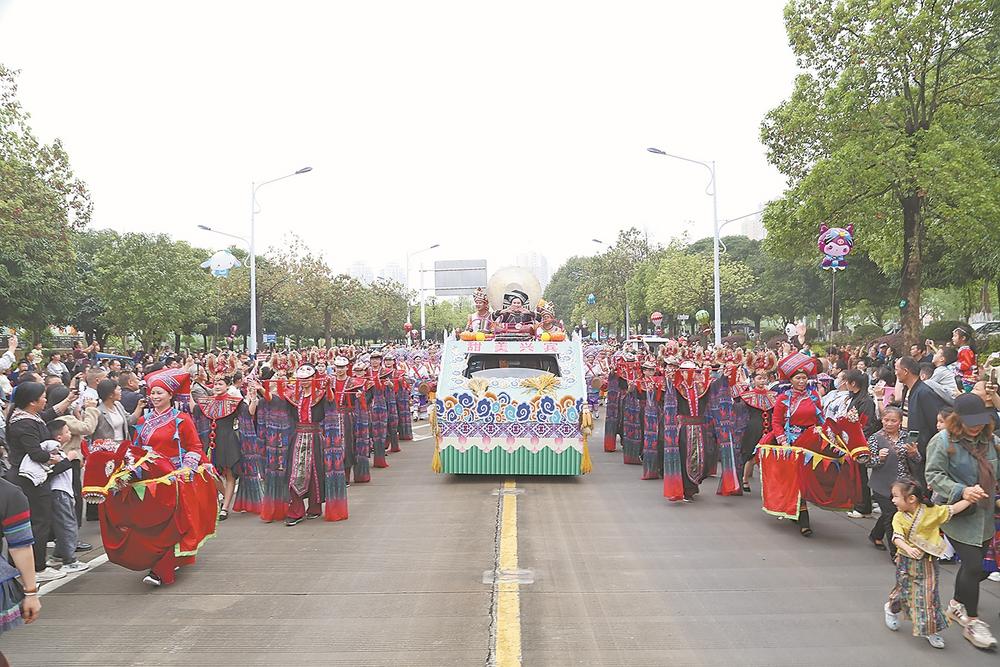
xmin=776 ymin=352 xmax=821 ymax=381
xmin=145 ymin=368 xmax=191 ymax=396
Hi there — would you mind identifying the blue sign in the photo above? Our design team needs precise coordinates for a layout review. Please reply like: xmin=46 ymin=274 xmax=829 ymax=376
xmin=262 ymin=333 xmax=277 ymax=344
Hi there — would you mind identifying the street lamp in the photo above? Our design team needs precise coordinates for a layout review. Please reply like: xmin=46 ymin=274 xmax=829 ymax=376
xmin=590 ymin=239 xmax=631 ymax=339
xmin=646 ymin=147 xmax=721 ymax=345
xmin=200 ymin=167 xmax=312 ymax=355
xmin=405 ymin=243 xmax=440 ymax=329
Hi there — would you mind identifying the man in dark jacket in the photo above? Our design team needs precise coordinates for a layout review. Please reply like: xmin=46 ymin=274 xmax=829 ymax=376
xmin=895 ymin=356 xmax=947 ymax=482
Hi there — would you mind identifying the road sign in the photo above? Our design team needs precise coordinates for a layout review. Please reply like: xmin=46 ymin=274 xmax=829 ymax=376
xmin=677 ymin=314 xmax=689 ymax=321
xmin=262 ymin=333 xmax=277 ymax=344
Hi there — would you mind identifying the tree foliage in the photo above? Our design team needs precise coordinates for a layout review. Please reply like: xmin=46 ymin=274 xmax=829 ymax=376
xmin=0 ymin=65 xmax=92 ymax=335
xmin=761 ymin=0 xmax=1000 ymax=344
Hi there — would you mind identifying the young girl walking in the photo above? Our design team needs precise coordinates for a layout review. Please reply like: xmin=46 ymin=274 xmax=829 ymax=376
xmin=885 ymin=480 xmax=972 ymax=649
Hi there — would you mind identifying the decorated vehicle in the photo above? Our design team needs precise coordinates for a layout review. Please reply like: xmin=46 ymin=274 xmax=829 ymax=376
xmin=431 ymin=267 xmax=592 ymax=476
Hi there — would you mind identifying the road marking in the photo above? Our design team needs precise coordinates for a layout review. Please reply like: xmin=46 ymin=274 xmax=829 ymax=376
xmin=495 ymin=479 xmax=521 ymax=666
xmin=39 ymin=553 xmax=109 ymax=596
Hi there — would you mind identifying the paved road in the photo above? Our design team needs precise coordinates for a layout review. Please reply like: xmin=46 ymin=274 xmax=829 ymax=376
xmin=4 ymin=417 xmax=999 ymax=666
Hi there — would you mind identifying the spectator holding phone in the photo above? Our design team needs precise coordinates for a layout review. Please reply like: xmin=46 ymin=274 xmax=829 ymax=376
xmin=895 ymin=356 xmax=948 ymax=481
xmin=865 ymin=407 xmax=920 ymax=557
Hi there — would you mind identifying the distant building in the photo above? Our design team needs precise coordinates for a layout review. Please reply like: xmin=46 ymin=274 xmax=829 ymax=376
xmin=515 ymin=252 xmax=550 ymax=291
xmin=379 ymin=261 xmax=406 ymax=286
xmin=348 ymin=261 xmax=374 ymax=285
xmin=739 ymin=211 xmax=766 ymax=241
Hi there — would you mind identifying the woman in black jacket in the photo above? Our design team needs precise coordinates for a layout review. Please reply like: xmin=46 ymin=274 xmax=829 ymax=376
xmin=4 ymin=382 xmax=66 ymax=582
xmin=843 ymin=369 xmax=880 ymax=518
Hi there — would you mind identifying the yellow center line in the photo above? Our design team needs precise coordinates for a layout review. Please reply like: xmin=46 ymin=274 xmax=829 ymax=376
xmin=496 ymin=478 xmax=522 ymax=666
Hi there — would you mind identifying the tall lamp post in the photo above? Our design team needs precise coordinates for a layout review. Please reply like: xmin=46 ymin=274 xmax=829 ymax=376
xmin=199 ymin=166 xmax=312 ymax=356
xmin=405 ymin=243 xmax=440 ymax=327
xmin=591 ymin=238 xmax=626 ymax=337
xmin=646 ymin=147 xmax=720 ymax=345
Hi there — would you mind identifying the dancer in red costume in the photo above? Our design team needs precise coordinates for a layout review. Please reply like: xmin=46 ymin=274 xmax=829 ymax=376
xmin=756 ymin=352 xmax=866 ymax=537
xmin=83 ymin=368 xmax=219 ymax=586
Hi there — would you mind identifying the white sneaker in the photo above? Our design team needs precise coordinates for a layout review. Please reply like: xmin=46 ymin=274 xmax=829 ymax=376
xmin=963 ymin=619 xmax=998 ymax=650
xmin=45 ymin=541 xmax=56 ymax=548
xmin=845 ymin=511 xmax=865 ymax=519
xmin=142 ymin=573 xmax=162 ymax=587
xmin=45 ymin=557 xmax=63 ymax=568
xmin=884 ymin=602 xmax=899 ymax=631
xmin=35 ymin=567 xmax=67 ymax=582
xmin=61 ymin=560 xmax=89 ymax=573
xmin=946 ymin=599 xmax=971 ymax=627
xmin=988 ymin=572 xmax=1000 ymax=582
xmin=926 ymin=633 xmax=944 ymax=649
xmin=871 ymin=505 xmax=882 ymax=514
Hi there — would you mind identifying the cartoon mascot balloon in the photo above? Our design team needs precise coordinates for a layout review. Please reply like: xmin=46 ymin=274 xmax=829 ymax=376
xmin=817 ymin=224 xmax=854 ymax=271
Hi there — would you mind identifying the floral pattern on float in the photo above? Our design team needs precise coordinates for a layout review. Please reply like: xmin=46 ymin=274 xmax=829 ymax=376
xmin=437 ymin=392 xmax=581 ymax=425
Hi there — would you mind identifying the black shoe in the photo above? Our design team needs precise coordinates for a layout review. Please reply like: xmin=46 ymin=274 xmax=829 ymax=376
xmin=305 ymin=512 xmax=321 ymax=520
xmin=869 ymin=536 xmax=887 ymax=551
xmin=284 ymin=516 xmax=304 ymax=526
xmin=741 ymin=483 xmax=751 ymax=493
xmin=75 ymin=542 xmax=93 ymax=552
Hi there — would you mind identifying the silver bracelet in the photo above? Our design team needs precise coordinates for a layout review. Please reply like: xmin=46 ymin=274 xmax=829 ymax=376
xmin=23 ymin=591 xmax=38 ymax=597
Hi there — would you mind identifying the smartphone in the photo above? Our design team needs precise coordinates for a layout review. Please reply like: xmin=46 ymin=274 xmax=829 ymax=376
xmin=907 ymin=430 xmax=920 ymax=445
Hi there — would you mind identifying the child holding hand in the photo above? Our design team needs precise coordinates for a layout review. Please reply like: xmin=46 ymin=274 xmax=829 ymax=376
xmin=885 ymin=479 xmax=971 ymax=648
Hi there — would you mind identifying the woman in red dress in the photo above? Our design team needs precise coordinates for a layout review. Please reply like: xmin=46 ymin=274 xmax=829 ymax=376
xmin=761 ymin=353 xmax=824 ymax=537
xmin=86 ymin=368 xmax=219 ymax=587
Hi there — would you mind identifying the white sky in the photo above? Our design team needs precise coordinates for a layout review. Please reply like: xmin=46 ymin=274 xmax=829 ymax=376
xmin=0 ymin=0 xmax=797 ymax=289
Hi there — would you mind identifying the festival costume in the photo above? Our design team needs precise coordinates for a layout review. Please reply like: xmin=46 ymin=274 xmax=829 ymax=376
xmin=394 ymin=366 xmax=414 ymax=441
xmin=258 ymin=376 xmax=348 ymax=522
xmin=619 ymin=359 xmax=643 ymax=465
xmin=367 ymin=371 xmax=390 ymax=468
xmin=662 ymin=367 xmax=742 ymax=500
xmin=332 ymin=375 xmax=371 ymax=483
xmin=888 ymin=504 xmax=955 ymax=638
xmin=603 ymin=354 xmax=624 ymax=452
xmin=584 ymin=352 xmax=605 ymax=419
xmin=956 ymin=345 xmax=977 ymax=392
xmin=83 ymin=370 xmax=219 ymax=586
xmin=384 ymin=369 xmax=401 ymax=454
xmin=192 ymin=392 xmax=263 ymax=515
xmin=640 ymin=372 xmax=665 ymax=480
xmin=755 ymin=353 xmax=866 ymax=521
xmin=410 ymin=360 xmax=432 ymax=421
xmin=738 ymin=386 xmax=776 ymax=467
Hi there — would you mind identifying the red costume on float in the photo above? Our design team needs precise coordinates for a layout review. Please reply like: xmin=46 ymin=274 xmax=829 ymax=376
xmin=83 ymin=369 xmax=219 ymax=586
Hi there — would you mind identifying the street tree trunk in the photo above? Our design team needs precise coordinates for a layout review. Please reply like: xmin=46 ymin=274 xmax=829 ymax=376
xmin=899 ymin=192 xmax=923 ymax=346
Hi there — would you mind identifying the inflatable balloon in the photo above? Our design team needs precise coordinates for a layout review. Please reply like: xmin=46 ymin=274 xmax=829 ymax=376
xmin=818 ymin=224 xmax=854 ymax=271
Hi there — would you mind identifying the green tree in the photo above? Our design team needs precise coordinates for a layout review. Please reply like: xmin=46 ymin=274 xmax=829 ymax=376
xmin=0 ymin=65 xmax=92 ymax=336
xmin=93 ymin=233 xmax=213 ymax=350
xmin=762 ymin=0 xmax=1000 ymax=344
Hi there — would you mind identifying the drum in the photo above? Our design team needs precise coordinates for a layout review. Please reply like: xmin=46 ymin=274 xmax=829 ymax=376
xmin=589 ymin=376 xmax=604 ymax=390
xmin=418 ymin=382 xmax=430 ymax=396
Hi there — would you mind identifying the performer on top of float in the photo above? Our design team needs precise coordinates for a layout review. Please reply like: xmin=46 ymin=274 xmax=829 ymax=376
xmin=492 ymin=290 xmax=536 ymax=327
xmin=535 ymin=301 xmax=565 ymax=337
xmin=467 ymin=288 xmax=494 ymax=332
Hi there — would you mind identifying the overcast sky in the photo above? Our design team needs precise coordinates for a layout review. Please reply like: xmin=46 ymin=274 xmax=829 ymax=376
xmin=0 ymin=0 xmax=797 ymax=288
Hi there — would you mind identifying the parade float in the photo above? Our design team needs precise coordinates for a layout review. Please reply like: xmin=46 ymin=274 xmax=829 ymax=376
xmin=431 ymin=267 xmax=592 ymax=476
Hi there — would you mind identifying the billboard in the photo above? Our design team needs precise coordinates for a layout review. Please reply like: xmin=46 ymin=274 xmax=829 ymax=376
xmin=433 ymin=259 xmax=488 ymax=297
